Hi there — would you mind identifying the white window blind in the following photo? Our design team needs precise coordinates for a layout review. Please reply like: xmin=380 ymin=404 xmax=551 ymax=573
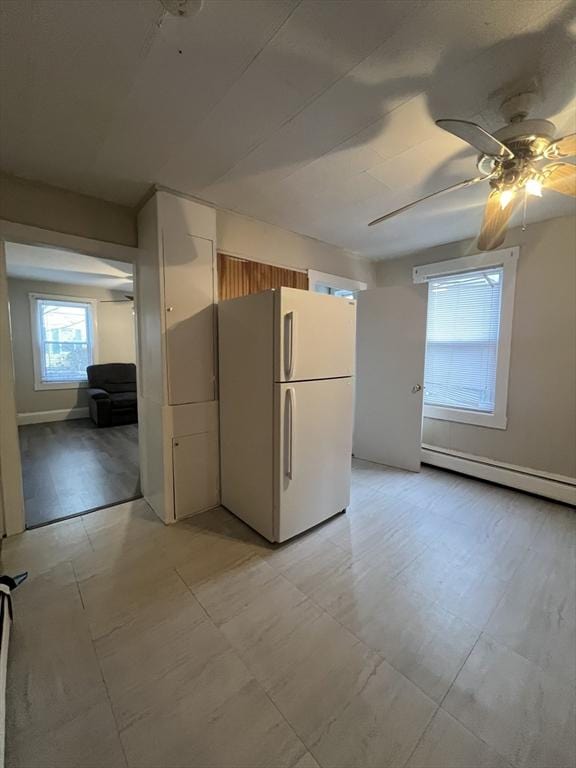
xmin=34 ymin=298 xmax=94 ymax=383
xmin=424 ymin=267 xmax=504 ymax=413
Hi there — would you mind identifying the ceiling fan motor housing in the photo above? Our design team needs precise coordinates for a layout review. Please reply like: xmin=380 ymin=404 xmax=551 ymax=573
xmin=477 ymin=119 xmax=556 ymax=177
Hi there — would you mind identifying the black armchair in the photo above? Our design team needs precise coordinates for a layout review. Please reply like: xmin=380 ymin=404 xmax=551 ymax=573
xmin=86 ymin=363 xmax=138 ymax=427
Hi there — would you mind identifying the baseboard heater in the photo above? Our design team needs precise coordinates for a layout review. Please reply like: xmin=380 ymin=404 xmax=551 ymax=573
xmin=0 ymin=573 xmax=27 ymax=768
xmin=421 ymin=444 xmax=576 ymax=506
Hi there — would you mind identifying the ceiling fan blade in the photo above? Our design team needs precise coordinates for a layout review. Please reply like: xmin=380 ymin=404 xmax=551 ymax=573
xmin=541 ymin=162 xmax=576 ymax=196
xmin=436 ymin=119 xmax=514 ymax=159
xmin=544 ymin=133 xmax=576 ymax=159
xmin=477 ymin=189 xmax=519 ymax=251
xmin=368 ymin=175 xmax=491 ymax=227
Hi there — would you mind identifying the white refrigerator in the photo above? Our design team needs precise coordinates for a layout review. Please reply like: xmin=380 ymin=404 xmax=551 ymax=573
xmin=219 ymin=287 xmax=356 ymax=543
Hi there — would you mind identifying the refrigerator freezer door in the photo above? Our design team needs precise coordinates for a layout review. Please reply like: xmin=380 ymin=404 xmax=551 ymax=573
xmin=275 ymin=288 xmax=356 ymax=382
xmin=275 ymin=377 xmax=353 ymax=542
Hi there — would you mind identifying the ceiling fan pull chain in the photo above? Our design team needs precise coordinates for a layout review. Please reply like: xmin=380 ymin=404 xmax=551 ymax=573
xmin=521 ymin=188 xmax=528 ymax=232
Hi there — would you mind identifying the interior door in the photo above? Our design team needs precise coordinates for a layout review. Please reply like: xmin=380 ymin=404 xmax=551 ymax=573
xmin=275 ymin=377 xmax=353 ymax=542
xmin=354 ymin=286 xmax=427 ymax=472
xmin=275 ymin=287 xmax=356 ymax=382
xmin=163 ymin=232 xmax=215 ymax=405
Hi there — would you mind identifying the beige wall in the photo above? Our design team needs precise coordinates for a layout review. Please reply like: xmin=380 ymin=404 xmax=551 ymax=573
xmin=375 ymin=215 xmax=576 ymax=478
xmin=0 ymin=173 xmax=137 ymax=247
xmin=8 ymin=278 xmax=136 ymax=415
xmin=217 ymin=208 xmax=375 ymax=285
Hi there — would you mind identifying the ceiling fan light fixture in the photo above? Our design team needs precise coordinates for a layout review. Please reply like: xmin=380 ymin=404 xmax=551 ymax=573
xmin=499 ymin=189 xmax=515 ymax=209
xmin=525 ymin=177 xmax=543 ymax=197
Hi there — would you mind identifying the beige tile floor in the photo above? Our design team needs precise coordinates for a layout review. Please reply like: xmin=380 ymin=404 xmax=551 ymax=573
xmin=2 ymin=460 xmax=575 ymax=768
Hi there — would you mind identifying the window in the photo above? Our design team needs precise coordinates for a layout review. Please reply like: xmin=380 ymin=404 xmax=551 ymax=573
xmin=30 ymin=294 xmax=97 ymax=389
xmin=414 ymin=249 xmax=518 ymax=429
xmin=308 ymin=270 xmax=367 ymax=300
xmin=315 ymin=285 xmax=357 ymax=300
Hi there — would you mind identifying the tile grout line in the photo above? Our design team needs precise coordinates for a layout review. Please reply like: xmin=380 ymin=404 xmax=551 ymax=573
xmin=264 ymin=552 xmax=447 ymax=718
xmin=437 ymin=630 xmax=483 ymax=710
xmin=172 ymin=564 xmax=315 ymax=768
xmin=399 ymin=703 xmax=441 ymax=768
xmin=67 ymin=546 xmax=131 ymax=768
xmin=90 ymin=632 xmax=131 ymax=768
xmin=431 ymin=631 xmax=527 ymax=766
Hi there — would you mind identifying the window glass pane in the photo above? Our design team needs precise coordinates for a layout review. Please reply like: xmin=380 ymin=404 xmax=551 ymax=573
xmin=37 ymin=299 xmax=93 ymax=382
xmin=313 ymin=284 xmax=356 ymax=299
xmin=424 ymin=268 xmax=503 ymax=413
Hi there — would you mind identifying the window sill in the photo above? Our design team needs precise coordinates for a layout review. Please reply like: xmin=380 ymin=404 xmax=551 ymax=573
xmin=34 ymin=381 xmax=88 ymax=391
xmin=424 ymin=404 xmax=507 ymax=430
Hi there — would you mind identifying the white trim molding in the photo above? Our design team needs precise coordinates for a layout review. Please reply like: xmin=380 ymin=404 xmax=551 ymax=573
xmin=29 ymin=292 xmax=99 ymax=391
xmin=17 ymin=407 xmax=89 ymax=425
xmin=415 ymin=247 xmax=518 ymax=430
xmin=422 ymin=443 xmax=576 ymax=506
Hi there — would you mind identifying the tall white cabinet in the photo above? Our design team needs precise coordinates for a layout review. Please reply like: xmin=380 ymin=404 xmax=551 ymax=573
xmin=137 ymin=190 xmax=219 ymax=523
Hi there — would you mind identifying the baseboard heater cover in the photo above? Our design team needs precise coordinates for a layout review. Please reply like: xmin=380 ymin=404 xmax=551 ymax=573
xmin=421 ymin=444 xmax=576 ymax=506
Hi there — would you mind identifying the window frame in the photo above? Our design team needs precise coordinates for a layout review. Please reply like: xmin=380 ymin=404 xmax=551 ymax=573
xmin=29 ymin=292 xmax=99 ymax=391
xmin=413 ymin=247 xmax=518 ymax=430
xmin=308 ymin=270 xmax=368 ymax=298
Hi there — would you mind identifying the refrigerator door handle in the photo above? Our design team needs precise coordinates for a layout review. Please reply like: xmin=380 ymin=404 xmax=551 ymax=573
xmin=285 ymin=387 xmax=295 ymax=479
xmin=284 ymin=311 xmax=296 ymax=379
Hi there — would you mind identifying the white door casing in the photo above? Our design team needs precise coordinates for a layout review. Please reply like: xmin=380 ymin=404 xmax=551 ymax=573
xmin=354 ymin=286 xmax=427 ymax=472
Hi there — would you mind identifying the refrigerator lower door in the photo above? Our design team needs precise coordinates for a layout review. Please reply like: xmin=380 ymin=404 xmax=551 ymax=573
xmin=275 ymin=377 xmax=353 ymax=542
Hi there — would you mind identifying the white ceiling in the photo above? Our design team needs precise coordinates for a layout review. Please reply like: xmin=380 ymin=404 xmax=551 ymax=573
xmin=5 ymin=243 xmax=134 ymax=292
xmin=1 ymin=0 xmax=575 ymax=259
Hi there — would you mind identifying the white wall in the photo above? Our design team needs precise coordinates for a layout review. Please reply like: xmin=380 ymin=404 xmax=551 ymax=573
xmin=8 ymin=278 xmax=136 ymax=415
xmin=217 ymin=208 xmax=375 ymax=285
xmin=375 ymin=215 xmax=576 ymax=479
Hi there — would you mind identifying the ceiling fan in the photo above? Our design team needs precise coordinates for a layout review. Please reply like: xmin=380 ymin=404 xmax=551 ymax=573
xmin=368 ymin=92 xmax=576 ymax=250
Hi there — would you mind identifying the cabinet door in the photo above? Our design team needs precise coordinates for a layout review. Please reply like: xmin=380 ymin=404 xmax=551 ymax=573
xmin=173 ymin=432 xmax=219 ymax=520
xmin=163 ymin=233 xmax=215 ymax=405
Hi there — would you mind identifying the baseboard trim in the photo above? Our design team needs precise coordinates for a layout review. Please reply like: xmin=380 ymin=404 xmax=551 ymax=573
xmin=17 ymin=407 xmax=89 ymax=426
xmin=421 ymin=444 xmax=576 ymax=506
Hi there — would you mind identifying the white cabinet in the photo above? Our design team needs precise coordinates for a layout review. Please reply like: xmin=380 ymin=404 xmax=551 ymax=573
xmin=164 ymin=233 xmax=215 ymax=405
xmin=137 ymin=191 xmax=220 ymax=524
xmin=173 ymin=432 xmax=219 ymax=519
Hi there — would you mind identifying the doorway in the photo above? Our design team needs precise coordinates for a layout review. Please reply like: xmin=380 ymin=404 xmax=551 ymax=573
xmin=5 ymin=242 xmax=141 ymax=528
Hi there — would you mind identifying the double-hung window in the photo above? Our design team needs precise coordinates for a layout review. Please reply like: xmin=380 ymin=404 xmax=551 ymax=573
xmin=414 ymin=248 xmax=518 ymax=429
xmin=30 ymin=294 xmax=97 ymax=390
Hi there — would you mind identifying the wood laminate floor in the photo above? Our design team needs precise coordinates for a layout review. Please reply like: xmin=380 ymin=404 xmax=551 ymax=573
xmin=2 ymin=460 xmax=575 ymax=768
xmin=19 ymin=419 xmax=140 ymax=528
